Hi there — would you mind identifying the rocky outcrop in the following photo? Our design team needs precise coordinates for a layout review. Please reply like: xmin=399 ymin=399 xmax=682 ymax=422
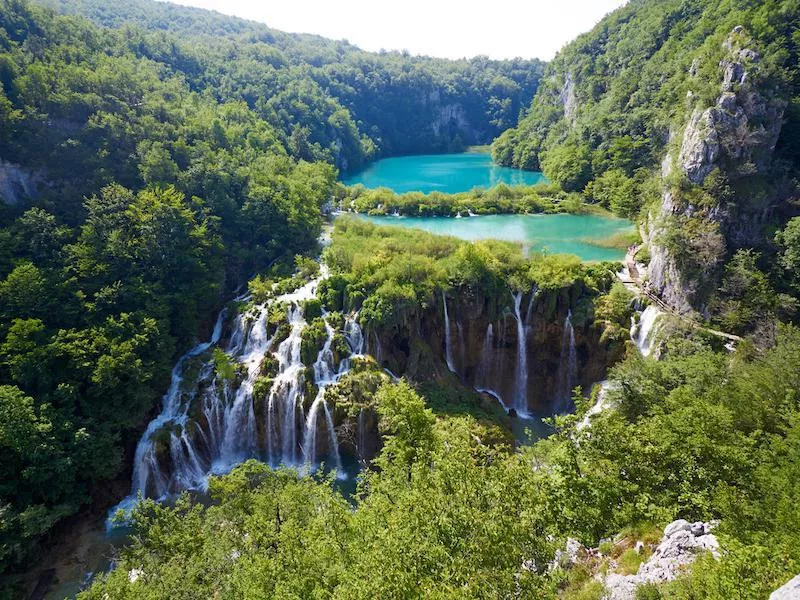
xmin=771 ymin=574 xmax=800 ymax=600
xmin=559 ymin=72 xmax=577 ymax=124
xmin=646 ymin=28 xmax=786 ymax=314
xmin=430 ymin=103 xmax=471 ymax=139
xmin=0 ymin=159 xmax=41 ymax=205
xmin=367 ymin=284 xmax=623 ymax=415
xmin=604 ymin=519 xmax=720 ymax=600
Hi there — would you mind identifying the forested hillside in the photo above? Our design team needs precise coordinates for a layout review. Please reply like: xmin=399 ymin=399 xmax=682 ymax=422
xmin=0 ymin=0 xmax=542 ymax=579
xmin=4 ymin=0 xmax=800 ymax=598
xmin=37 ymin=0 xmax=544 ymax=166
xmin=493 ymin=0 xmax=800 ymax=331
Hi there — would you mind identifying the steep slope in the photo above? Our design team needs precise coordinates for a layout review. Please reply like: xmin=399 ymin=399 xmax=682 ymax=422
xmin=35 ymin=0 xmax=544 ymax=167
xmin=493 ymin=0 xmax=800 ymax=317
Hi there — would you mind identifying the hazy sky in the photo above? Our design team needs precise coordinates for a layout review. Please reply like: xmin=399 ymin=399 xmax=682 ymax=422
xmin=166 ymin=0 xmax=628 ymax=60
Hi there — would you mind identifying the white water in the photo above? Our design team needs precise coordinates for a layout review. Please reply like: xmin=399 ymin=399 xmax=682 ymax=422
xmin=511 ymin=291 xmax=529 ymax=415
xmin=442 ymin=291 xmax=457 ymax=373
xmin=556 ymin=310 xmax=578 ymax=414
xmin=129 ymin=310 xmax=226 ymax=499
xmin=576 ymin=380 xmax=619 ymax=431
xmin=118 ymin=270 xmax=358 ymax=515
xmin=301 ymin=318 xmax=345 ymax=475
xmin=632 ymin=305 xmax=664 ymax=358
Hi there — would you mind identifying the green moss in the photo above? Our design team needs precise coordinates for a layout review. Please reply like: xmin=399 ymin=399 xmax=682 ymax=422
xmin=302 ymin=298 xmax=323 ymax=321
xmin=300 ymin=318 xmax=328 ymax=366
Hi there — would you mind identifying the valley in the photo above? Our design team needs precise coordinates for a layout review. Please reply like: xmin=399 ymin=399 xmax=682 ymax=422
xmin=1 ymin=0 xmax=799 ymax=599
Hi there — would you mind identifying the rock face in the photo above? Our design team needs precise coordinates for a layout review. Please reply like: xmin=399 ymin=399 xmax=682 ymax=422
xmin=367 ymin=284 xmax=623 ymax=415
xmin=771 ymin=574 xmax=800 ymax=600
xmin=560 ymin=72 xmax=577 ymax=124
xmin=0 ymin=159 xmax=41 ymax=205
xmin=604 ymin=519 xmax=720 ymax=600
xmin=645 ymin=28 xmax=786 ymax=313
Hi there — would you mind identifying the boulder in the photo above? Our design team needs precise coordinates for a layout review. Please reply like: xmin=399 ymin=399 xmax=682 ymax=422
xmin=663 ymin=519 xmax=691 ymax=538
xmin=604 ymin=519 xmax=720 ymax=599
xmin=770 ymin=574 xmax=800 ymax=600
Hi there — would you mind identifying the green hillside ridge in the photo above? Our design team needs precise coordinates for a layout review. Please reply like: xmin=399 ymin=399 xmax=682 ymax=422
xmin=2 ymin=0 xmax=800 ymax=598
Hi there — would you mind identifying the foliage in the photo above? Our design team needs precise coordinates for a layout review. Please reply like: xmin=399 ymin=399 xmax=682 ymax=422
xmin=339 ymin=181 xmax=582 ymax=217
xmin=79 ymin=383 xmax=558 ymax=599
xmin=36 ymin=0 xmax=545 ymax=167
xmin=492 ymin=0 xmax=800 ymax=227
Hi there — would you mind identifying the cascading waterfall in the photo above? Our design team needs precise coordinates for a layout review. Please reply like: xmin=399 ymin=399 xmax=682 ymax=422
xmin=524 ymin=285 xmax=538 ymax=331
xmin=442 ymin=291 xmax=457 ymax=373
xmin=556 ymin=310 xmax=578 ymax=413
xmin=130 ymin=309 xmax=226 ymax=499
xmin=474 ymin=323 xmax=508 ymax=410
xmin=457 ymin=321 xmax=466 ymax=372
xmin=511 ymin=291 xmax=529 ymax=414
xmin=267 ymin=305 xmax=306 ymax=467
xmin=632 ymin=304 xmax=664 ymax=358
xmin=120 ymin=270 xmax=359 ymax=511
xmin=577 ymin=380 xmax=620 ymax=431
xmin=475 ymin=323 xmax=494 ymax=387
xmin=301 ymin=320 xmax=344 ymax=474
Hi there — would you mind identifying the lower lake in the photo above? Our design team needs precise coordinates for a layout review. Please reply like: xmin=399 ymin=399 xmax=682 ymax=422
xmin=355 ymin=213 xmax=634 ymax=262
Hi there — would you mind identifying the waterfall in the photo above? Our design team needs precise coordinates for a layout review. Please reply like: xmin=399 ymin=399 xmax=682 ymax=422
xmin=269 ymin=305 xmax=306 ymax=467
xmin=442 ymin=291 xmax=456 ymax=373
xmin=339 ymin=312 xmax=364 ymax=374
xmin=474 ymin=323 xmax=507 ymax=409
xmin=524 ymin=286 xmax=537 ymax=330
xmin=457 ymin=321 xmax=466 ymax=373
xmin=556 ymin=310 xmax=577 ymax=414
xmin=511 ymin=291 xmax=529 ymax=415
xmin=130 ymin=309 xmax=226 ymax=499
xmin=120 ymin=266 xmax=357 ymax=510
xmin=302 ymin=390 xmax=342 ymax=473
xmin=577 ymin=380 xmax=619 ymax=431
xmin=475 ymin=323 xmax=494 ymax=387
xmin=632 ymin=305 xmax=664 ymax=358
xmin=219 ymin=306 xmax=270 ymax=465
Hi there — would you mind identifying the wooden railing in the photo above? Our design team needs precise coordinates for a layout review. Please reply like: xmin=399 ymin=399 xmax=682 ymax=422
xmin=619 ymin=246 xmax=743 ymax=344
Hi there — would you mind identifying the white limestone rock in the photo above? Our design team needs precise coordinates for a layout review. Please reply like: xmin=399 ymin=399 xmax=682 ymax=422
xmin=770 ymin=574 xmax=800 ymax=600
xmin=603 ymin=519 xmax=720 ymax=599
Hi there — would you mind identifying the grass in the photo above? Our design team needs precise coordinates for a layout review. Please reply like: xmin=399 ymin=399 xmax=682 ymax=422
xmin=583 ymin=229 xmax=641 ymax=250
xmin=617 ymin=548 xmax=644 ymax=575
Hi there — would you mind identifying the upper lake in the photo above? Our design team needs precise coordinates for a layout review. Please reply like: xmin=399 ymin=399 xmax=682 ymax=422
xmin=341 ymin=152 xmax=547 ymax=194
xmin=355 ymin=214 xmax=634 ymax=262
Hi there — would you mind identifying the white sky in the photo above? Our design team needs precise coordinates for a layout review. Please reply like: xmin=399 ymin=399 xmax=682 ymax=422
xmin=165 ymin=0 xmax=628 ymax=61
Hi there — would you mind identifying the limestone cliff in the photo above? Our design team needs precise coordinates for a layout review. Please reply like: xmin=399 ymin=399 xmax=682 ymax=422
xmin=0 ymin=159 xmax=41 ymax=206
xmin=645 ymin=28 xmax=787 ymax=314
xmin=366 ymin=283 xmax=624 ymax=416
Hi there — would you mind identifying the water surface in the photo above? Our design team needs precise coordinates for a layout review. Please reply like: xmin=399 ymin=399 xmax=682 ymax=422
xmin=342 ymin=152 xmax=547 ymax=194
xmin=356 ymin=213 xmax=633 ymax=261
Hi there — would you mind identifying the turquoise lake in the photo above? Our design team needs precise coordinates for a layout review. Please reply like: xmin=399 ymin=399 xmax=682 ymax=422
xmin=356 ymin=214 xmax=634 ymax=261
xmin=342 ymin=152 xmax=547 ymax=194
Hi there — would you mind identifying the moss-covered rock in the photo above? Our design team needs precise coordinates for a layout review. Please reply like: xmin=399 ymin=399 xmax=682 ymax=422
xmin=300 ymin=317 xmax=328 ymax=366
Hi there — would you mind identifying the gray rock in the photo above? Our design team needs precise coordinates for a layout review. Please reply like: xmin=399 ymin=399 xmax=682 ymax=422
xmin=0 ymin=159 xmax=42 ymax=206
xmin=770 ymin=574 xmax=800 ymax=600
xmin=604 ymin=519 xmax=720 ymax=599
xmin=550 ymin=537 xmax=584 ymax=570
xmin=664 ymin=519 xmax=691 ymax=538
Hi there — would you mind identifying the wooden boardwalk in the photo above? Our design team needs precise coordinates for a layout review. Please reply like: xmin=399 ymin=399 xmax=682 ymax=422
xmin=619 ymin=246 xmax=743 ymax=344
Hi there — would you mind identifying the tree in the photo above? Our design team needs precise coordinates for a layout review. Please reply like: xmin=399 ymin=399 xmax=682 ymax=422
xmin=540 ymin=143 xmax=592 ymax=192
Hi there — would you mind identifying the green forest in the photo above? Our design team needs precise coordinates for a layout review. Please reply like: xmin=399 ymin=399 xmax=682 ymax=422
xmin=2 ymin=0 xmax=800 ymax=598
